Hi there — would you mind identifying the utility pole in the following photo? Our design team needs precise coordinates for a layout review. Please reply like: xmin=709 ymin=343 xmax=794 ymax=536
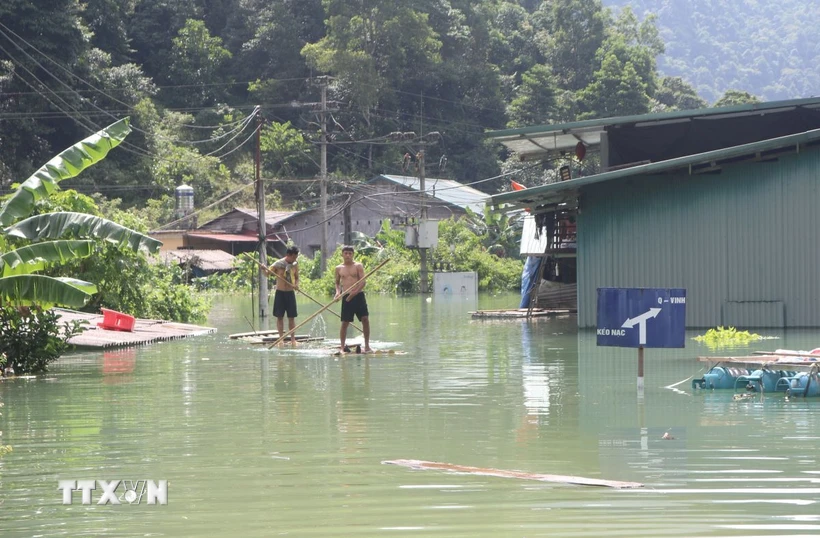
xmin=418 ymin=150 xmax=428 ymax=294
xmin=255 ymin=107 xmax=268 ymax=319
xmin=319 ymin=80 xmax=329 ymax=273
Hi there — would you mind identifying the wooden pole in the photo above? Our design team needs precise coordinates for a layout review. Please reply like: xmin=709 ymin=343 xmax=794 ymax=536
xmin=255 ymin=109 xmax=268 ymax=319
xmin=268 ymin=258 xmax=391 ymax=348
xmin=241 ymin=253 xmax=362 ymax=333
xmin=637 ymin=346 xmax=645 ymax=398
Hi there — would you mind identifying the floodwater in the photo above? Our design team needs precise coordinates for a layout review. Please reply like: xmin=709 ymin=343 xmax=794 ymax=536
xmin=2 ymin=293 xmax=820 ymax=537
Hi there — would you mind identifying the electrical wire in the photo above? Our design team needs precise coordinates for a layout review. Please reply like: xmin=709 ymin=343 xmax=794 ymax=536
xmin=0 ymin=21 xmax=258 ymax=140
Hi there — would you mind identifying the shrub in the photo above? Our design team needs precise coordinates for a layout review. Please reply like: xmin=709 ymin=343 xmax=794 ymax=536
xmin=0 ymin=307 xmax=85 ymax=374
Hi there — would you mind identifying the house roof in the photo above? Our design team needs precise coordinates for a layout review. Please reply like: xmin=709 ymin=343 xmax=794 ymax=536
xmin=186 ymin=231 xmax=288 ymax=243
xmin=231 ymin=207 xmax=299 ymax=225
xmin=186 ymin=232 xmax=258 ymax=242
xmin=372 ymin=174 xmax=488 ymax=214
xmin=487 ymin=96 xmax=820 ymax=161
xmin=160 ymin=249 xmax=237 ymax=271
xmin=490 ymin=127 xmax=820 ymax=212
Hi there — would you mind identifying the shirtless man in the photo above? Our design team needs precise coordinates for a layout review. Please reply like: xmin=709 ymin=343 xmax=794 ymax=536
xmin=334 ymin=245 xmax=371 ymax=352
xmin=268 ymin=245 xmax=300 ymax=345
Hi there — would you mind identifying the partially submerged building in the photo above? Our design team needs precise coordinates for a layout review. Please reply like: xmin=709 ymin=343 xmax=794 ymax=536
xmin=488 ymin=97 xmax=820 ymax=328
xmin=180 ymin=175 xmax=487 ymax=259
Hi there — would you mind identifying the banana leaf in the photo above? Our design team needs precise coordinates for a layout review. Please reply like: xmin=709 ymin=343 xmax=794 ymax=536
xmin=5 ymin=212 xmax=162 ymax=254
xmin=0 ymin=240 xmax=95 ymax=277
xmin=0 ymin=275 xmax=97 ymax=308
xmin=0 ymin=118 xmax=131 ymax=227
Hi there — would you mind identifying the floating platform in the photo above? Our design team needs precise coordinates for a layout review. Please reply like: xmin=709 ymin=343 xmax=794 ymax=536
xmin=56 ymin=308 xmax=216 ymax=349
xmin=383 ymin=459 xmax=643 ymax=489
xmin=470 ymin=308 xmax=576 ymax=319
xmin=697 ymin=353 xmax=820 ymax=370
xmin=331 ymin=348 xmax=406 ymax=356
xmin=694 ymin=351 xmax=820 ymax=396
xmin=241 ymin=335 xmax=325 ymax=345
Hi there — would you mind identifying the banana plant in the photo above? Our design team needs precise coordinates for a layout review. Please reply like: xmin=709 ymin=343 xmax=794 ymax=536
xmin=462 ymin=207 xmax=521 ymax=258
xmin=0 ymin=118 xmax=162 ymax=308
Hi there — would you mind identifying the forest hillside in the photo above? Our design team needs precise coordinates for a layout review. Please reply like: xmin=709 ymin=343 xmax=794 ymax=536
xmin=0 ymin=0 xmax=815 ymax=229
xmin=604 ymin=0 xmax=820 ymax=102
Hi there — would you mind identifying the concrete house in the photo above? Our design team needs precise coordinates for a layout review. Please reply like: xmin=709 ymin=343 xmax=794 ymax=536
xmin=488 ymin=97 xmax=820 ymax=329
xmin=280 ymin=174 xmax=488 ymax=257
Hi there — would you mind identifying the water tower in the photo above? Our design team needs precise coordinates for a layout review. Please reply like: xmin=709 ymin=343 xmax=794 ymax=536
xmin=175 ymin=184 xmax=195 ymax=228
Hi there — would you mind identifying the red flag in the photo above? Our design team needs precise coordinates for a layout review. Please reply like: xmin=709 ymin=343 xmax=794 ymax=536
xmin=511 ymin=180 xmax=526 ymax=191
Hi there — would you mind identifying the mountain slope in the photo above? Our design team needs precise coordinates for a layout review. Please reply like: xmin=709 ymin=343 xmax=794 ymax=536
xmin=604 ymin=0 xmax=820 ymax=103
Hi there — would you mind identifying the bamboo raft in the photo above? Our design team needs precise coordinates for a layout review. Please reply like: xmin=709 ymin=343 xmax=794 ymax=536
xmin=470 ymin=308 xmax=576 ymax=319
xmin=241 ymin=335 xmax=326 ymax=346
xmin=383 ymin=459 xmax=643 ymax=489
xmin=56 ymin=309 xmax=216 ymax=349
xmin=331 ymin=348 xmax=406 ymax=356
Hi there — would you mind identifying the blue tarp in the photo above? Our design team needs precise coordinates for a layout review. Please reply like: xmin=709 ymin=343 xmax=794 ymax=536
xmin=519 ymin=256 xmax=542 ymax=308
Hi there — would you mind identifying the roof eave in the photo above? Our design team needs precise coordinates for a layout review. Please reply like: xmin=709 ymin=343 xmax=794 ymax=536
xmin=490 ymin=128 xmax=820 ymax=211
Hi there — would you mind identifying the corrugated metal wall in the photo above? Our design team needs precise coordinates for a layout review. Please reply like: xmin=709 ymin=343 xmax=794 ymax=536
xmin=577 ymin=148 xmax=820 ymax=328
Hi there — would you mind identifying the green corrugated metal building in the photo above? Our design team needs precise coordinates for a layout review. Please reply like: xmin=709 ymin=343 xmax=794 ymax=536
xmin=488 ymin=97 xmax=820 ymax=328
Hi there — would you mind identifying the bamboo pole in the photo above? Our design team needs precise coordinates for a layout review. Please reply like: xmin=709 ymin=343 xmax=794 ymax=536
xmin=241 ymin=253 xmax=362 ymax=333
xmin=268 ymin=258 xmax=391 ymax=348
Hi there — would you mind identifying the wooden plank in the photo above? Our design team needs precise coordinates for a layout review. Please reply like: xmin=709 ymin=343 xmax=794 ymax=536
xmin=383 ymin=459 xmax=643 ymax=489
xmin=232 ymin=332 xmax=319 ymax=341
xmin=244 ymin=336 xmax=325 ymax=345
xmin=53 ymin=308 xmax=216 ymax=349
xmin=229 ymin=329 xmax=282 ymax=339
xmin=331 ymin=348 xmax=406 ymax=356
xmin=753 ymin=350 xmax=820 ymax=358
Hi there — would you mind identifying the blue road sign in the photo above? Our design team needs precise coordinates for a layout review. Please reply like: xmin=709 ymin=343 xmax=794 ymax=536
xmin=597 ymin=288 xmax=686 ymax=348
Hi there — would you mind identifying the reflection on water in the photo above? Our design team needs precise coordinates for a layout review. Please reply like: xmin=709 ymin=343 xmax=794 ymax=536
xmin=1 ymin=294 xmax=820 ymax=536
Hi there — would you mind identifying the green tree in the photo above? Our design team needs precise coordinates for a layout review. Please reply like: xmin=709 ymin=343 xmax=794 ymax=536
xmin=576 ymin=7 xmax=662 ymax=119
xmin=302 ymin=1 xmax=442 ymax=130
xmin=713 ymin=89 xmax=761 ymax=107
xmin=260 ymin=121 xmax=315 ymax=178
xmin=655 ymin=76 xmax=708 ymax=111
xmin=577 ymin=52 xmax=650 ymax=119
xmin=231 ymin=0 xmax=324 ymax=104
xmin=537 ymin=0 xmax=607 ymax=92
xmin=507 ymin=64 xmax=559 ymax=128
xmin=0 ymin=0 xmax=89 ymax=181
xmin=488 ymin=2 xmax=540 ymax=80
xmin=164 ymin=19 xmax=232 ymax=108
xmin=127 ymin=1 xmax=201 ymax=81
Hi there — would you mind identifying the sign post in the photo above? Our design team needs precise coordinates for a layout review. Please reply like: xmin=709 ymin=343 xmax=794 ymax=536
xmin=597 ymin=288 xmax=686 ymax=396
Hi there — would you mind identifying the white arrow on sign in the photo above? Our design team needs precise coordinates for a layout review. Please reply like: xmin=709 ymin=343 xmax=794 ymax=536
xmin=621 ymin=308 xmax=661 ymax=346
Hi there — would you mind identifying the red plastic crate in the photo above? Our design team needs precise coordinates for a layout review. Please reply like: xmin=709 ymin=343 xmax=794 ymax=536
xmin=97 ymin=308 xmax=136 ymax=332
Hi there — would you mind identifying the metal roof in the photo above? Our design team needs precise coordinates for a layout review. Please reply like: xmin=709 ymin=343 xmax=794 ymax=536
xmin=490 ymin=127 xmax=820 ymax=212
xmin=160 ymin=249 xmax=237 ymax=271
xmin=187 ymin=232 xmax=290 ymax=243
xmin=487 ymin=96 xmax=820 ymax=161
xmin=233 ymin=207 xmax=299 ymax=225
xmin=374 ymin=175 xmax=488 ymax=214
xmin=185 ymin=232 xmax=257 ymax=242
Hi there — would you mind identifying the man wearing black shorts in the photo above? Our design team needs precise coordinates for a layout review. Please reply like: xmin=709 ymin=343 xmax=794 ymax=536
xmin=269 ymin=245 xmax=300 ymax=345
xmin=334 ymin=245 xmax=371 ymax=352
